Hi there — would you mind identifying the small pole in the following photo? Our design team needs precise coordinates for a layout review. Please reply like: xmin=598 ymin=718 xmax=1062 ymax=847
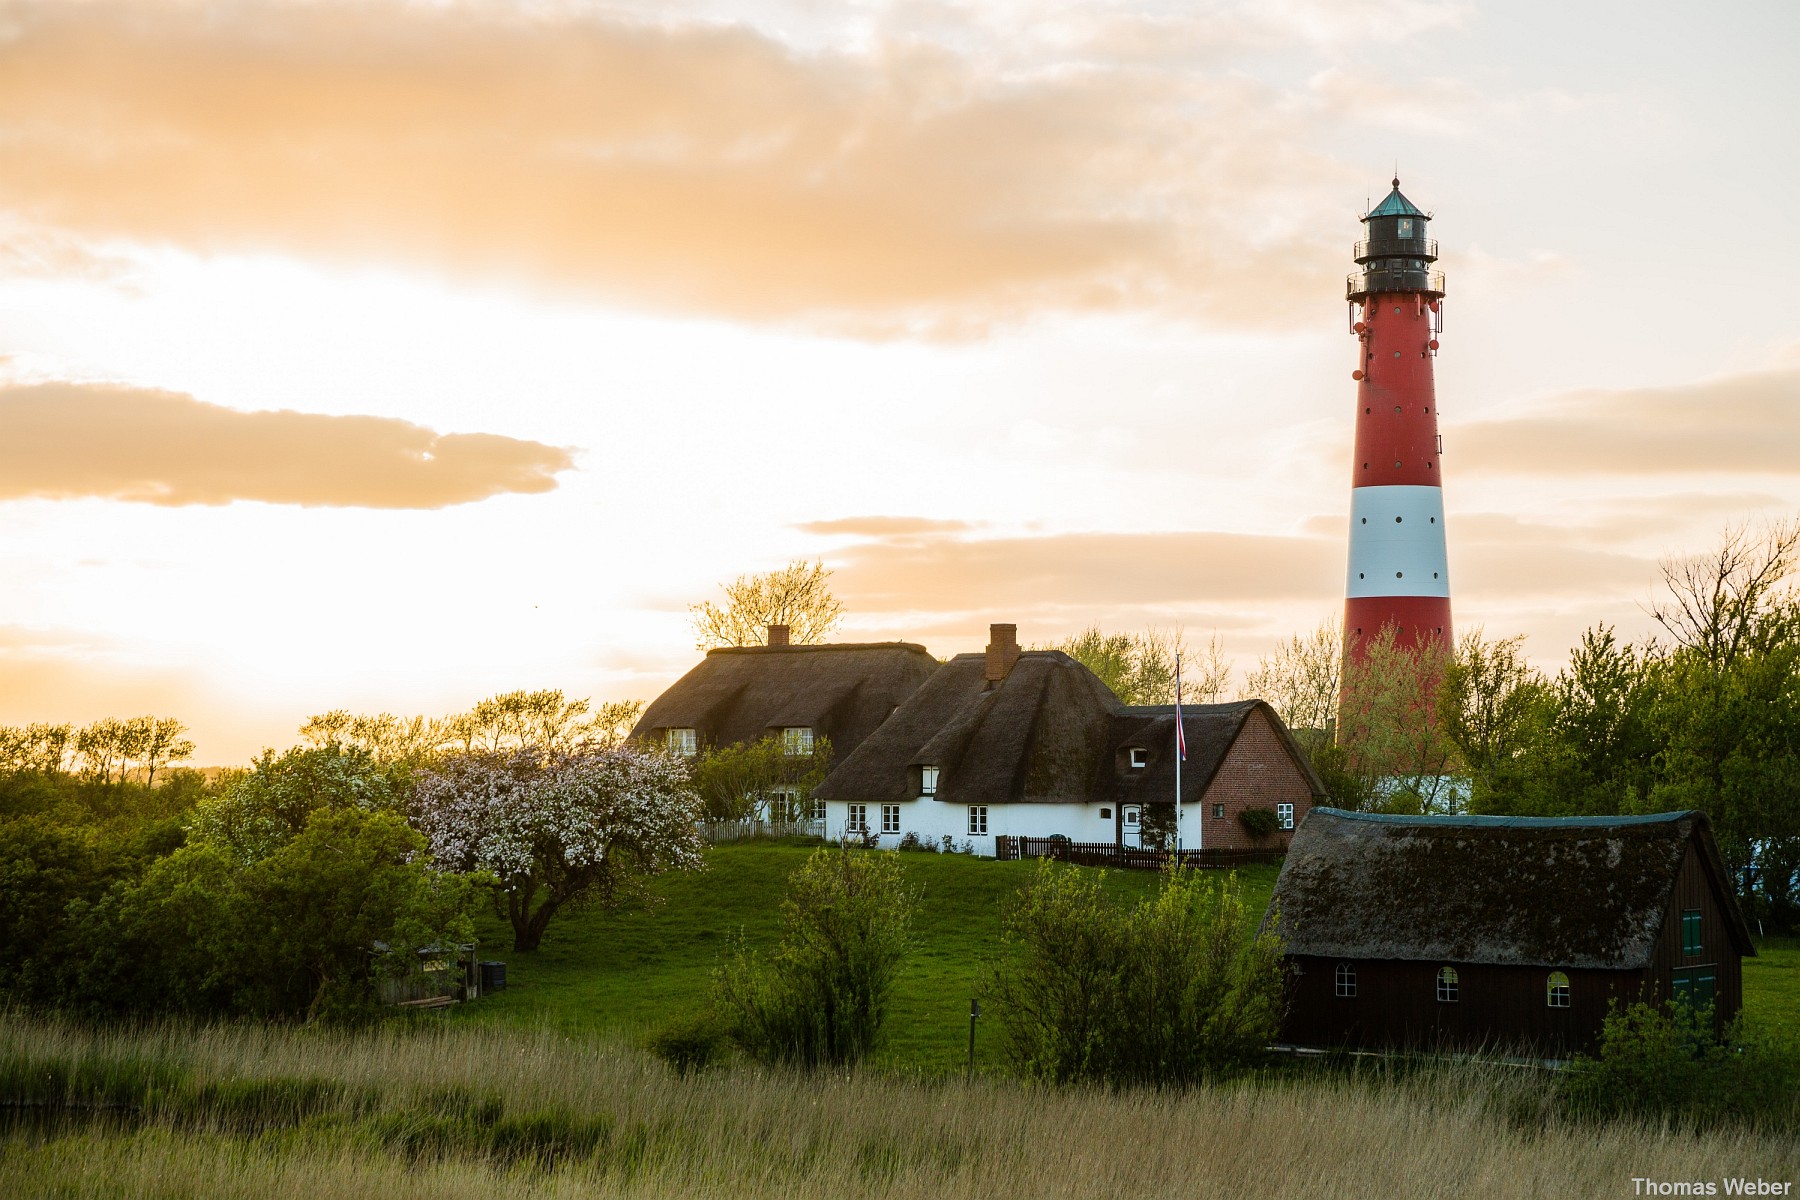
xmin=967 ymin=998 xmax=981 ymax=1081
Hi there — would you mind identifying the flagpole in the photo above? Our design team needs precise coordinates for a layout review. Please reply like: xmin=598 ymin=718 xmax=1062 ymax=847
xmin=1174 ymin=653 xmax=1183 ymax=862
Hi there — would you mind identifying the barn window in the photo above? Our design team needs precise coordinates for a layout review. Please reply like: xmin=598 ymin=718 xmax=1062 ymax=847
xmin=1547 ymin=972 xmax=1571 ymax=1008
xmin=781 ymin=727 xmax=815 ymax=756
xmin=1276 ymin=803 xmax=1295 ymax=830
xmin=1682 ymin=909 xmax=1703 ymax=957
xmin=1436 ymin=966 xmax=1459 ymax=1003
xmin=1335 ymin=963 xmax=1356 ymax=998
xmin=968 ymin=806 xmax=988 ymax=835
xmin=1672 ymin=966 xmax=1716 ymax=1010
xmin=666 ymin=728 xmax=697 ymax=757
xmin=920 ymin=765 xmax=940 ymax=797
xmin=881 ymin=804 xmax=900 ymax=834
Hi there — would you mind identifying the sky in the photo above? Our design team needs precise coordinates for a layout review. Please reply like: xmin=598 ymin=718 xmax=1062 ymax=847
xmin=1 ymin=0 xmax=1797 ymax=763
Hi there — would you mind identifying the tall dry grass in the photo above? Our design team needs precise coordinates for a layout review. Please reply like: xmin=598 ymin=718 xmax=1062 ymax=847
xmin=2 ymin=1012 xmax=1795 ymax=1199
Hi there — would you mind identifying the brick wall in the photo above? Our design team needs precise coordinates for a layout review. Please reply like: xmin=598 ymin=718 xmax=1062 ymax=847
xmin=1194 ymin=709 xmax=1316 ymax=851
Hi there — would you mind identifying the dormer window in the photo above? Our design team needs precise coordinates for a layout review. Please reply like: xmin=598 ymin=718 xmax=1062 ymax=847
xmin=666 ymin=728 xmax=697 ymax=757
xmin=920 ymin=765 xmax=939 ymax=797
xmin=1129 ymin=747 xmax=1149 ymax=769
xmin=780 ymin=727 xmax=814 ymax=756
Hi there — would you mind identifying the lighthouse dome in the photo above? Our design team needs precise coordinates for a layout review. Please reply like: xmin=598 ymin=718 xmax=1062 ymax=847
xmin=1366 ymin=180 xmax=1428 ymax=220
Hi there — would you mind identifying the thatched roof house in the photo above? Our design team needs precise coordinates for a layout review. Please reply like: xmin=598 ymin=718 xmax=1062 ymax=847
xmin=630 ymin=625 xmax=939 ymax=763
xmin=813 ymin=625 xmax=1321 ymax=851
xmin=1266 ymin=808 xmax=1756 ymax=1053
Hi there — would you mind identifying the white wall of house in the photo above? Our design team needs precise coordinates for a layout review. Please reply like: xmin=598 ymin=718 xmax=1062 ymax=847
xmin=822 ymin=798 xmax=1123 ymax=856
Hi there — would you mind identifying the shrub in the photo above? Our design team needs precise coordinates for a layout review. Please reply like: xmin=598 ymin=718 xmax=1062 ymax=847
xmin=1237 ymin=807 xmax=1280 ymax=838
xmin=1559 ymin=1001 xmax=1800 ymax=1129
xmin=984 ymin=861 xmax=1285 ymax=1085
xmin=646 ymin=1009 xmax=733 ymax=1074
xmin=713 ymin=848 xmax=916 ymax=1067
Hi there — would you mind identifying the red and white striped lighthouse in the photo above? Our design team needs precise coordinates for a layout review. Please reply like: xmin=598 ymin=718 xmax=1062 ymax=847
xmin=1344 ymin=178 xmax=1451 ymax=658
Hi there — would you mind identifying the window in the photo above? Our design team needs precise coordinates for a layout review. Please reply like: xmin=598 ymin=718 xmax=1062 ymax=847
xmin=666 ymin=728 xmax=697 ymax=757
xmin=1437 ymin=966 xmax=1459 ymax=1003
xmin=767 ymin=788 xmax=798 ymax=822
xmin=1397 ymin=218 xmax=1414 ymax=238
xmin=1335 ymin=963 xmax=1357 ymax=998
xmin=1547 ymin=971 xmax=1571 ymax=1009
xmin=1129 ymin=747 xmax=1149 ymax=769
xmin=846 ymin=804 xmax=867 ymax=832
xmin=881 ymin=804 xmax=900 ymax=834
xmin=1276 ymin=803 xmax=1295 ymax=830
xmin=781 ymin=727 xmax=814 ymax=756
xmin=1682 ymin=909 xmax=1703 ymax=957
xmin=1672 ymin=966 xmax=1716 ymax=1011
xmin=920 ymin=765 xmax=939 ymax=797
xmin=1124 ymin=806 xmax=1140 ymax=828
xmin=1099 ymin=808 xmax=1111 ymax=820
xmin=1212 ymin=803 xmax=1225 ymax=820
xmin=810 ymin=798 xmax=826 ymax=823
xmin=968 ymin=806 xmax=988 ymax=835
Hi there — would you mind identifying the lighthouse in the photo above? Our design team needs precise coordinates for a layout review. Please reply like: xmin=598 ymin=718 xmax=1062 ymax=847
xmin=1344 ymin=178 xmax=1451 ymax=658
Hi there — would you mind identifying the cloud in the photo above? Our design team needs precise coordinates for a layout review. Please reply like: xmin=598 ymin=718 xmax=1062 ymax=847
xmin=0 ymin=1 xmax=1363 ymax=332
xmin=1453 ymin=367 xmax=1800 ymax=476
xmin=795 ymin=515 xmax=979 ymax=537
xmin=0 ymin=382 xmax=574 ymax=508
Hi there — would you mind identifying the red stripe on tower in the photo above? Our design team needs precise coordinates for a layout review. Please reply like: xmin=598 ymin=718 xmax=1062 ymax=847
xmin=1344 ymin=178 xmax=1452 ymax=660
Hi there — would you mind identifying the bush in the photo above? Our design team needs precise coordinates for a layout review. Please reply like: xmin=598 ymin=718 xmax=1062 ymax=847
xmin=983 ymin=861 xmax=1284 ymax=1086
xmin=1559 ymin=1001 xmax=1800 ymax=1129
xmin=713 ymin=847 xmax=915 ymax=1067
xmin=646 ymin=1009 xmax=733 ymax=1074
xmin=1237 ymin=807 xmax=1280 ymax=838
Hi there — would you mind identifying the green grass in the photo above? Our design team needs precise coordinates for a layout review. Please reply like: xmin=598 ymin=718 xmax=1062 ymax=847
xmin=1746 ymin=934 xmax=1799 ymax=1047
xmin=453 ymin=843 xmax=1278 ymax=1072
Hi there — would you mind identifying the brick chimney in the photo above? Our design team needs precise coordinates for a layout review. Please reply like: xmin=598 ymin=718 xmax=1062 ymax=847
xmin=767 ymin=624 xmax=791 ymax=648
xmin=984 ymin=623 xmax=1021 ymax=683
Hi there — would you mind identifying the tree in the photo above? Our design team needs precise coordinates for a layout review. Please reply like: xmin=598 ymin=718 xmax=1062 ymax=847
xmin=712 ymin=848 xmax=915 ymax=1067
xmin=1438 ymin=628 xmax=1549 ymax=807
xmin=1336 ymin=624 xmax=1458 ymax=812
xmin=413 ymin=745 xmax=705 ymax=951
xmin=689 ymin=734 xmax=833 ymax=827
xmin=1241 ymin=619 xmax=1343 ymax=747
xmin=137 ymin=717 xmax=195 ymax=788
xmin=0 ymin=723 xmax=74 ymax=776
xmin=1651 ymin=518 xmax=1799 ymax=672
xmin=1051 ymin=625 xmax=1226 ymax=706
xmin=189 ymin=743 xmax=408 ymax=865
xmin=689 ymin=559 xmax=843 ymax=650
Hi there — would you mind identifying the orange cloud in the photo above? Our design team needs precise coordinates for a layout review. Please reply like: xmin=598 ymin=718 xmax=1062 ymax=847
xmin=795 ymin=515 xmax=979 ymax=537
xmin=0 ymin=2 xmax=1350 ymax=331
xmin=0 ymin=383 xmax=573 ymax=507
xmin=1453 ymin=367 xmax=1800 ymax=476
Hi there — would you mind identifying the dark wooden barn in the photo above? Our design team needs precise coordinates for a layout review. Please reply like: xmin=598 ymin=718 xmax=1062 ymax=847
xmin=1264 ymin=808 xmax=1756 ymax=1055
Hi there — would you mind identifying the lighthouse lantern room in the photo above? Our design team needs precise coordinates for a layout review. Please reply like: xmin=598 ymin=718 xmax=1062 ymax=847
xmin=1344 ymin=179 xmax=1452 ymax=658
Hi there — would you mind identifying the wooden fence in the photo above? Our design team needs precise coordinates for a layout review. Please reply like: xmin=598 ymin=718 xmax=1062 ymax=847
xmin=994 ymin=836 xmax=1284 ymax=871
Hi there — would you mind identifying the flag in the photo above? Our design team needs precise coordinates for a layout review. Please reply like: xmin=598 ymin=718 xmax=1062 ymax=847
xmin=1174 ymin=653 xmax=1186 ymax=761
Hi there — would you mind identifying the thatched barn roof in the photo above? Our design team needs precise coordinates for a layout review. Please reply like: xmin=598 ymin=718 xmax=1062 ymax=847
xmin=1104 ymin=701 xmax=1327 ymax=805
xmin=813 ymin=649 xmax=1123 ymax=806
xmin=1264 ymin=809 xmax=1756 ymax=969
xmin=631 ymin=642 xmax=940 ymax=761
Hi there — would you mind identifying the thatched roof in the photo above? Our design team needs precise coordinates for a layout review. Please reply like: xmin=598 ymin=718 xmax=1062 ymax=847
xmin=813 ymin=650 xmax=1122 ymax=806
xmin=1104 ymin=701 xmax=1327 ymax=805
xmin=1264 ymin=809 xmax=1756 ymax=969
xmin=631 ymin=642 xmax=940 ymax=761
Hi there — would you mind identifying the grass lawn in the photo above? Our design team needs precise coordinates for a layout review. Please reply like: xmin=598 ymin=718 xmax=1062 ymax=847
xmin=454 ymin=842 xmax=1279 ymax=1073
xmin=1746 ymin=934 xmax=1799 ymax=1048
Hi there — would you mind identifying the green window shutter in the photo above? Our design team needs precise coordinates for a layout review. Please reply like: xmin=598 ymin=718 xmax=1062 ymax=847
xmin=1672 ymin=966 xmax=1717 ymax=1011
xmin=1681 ymin=909 xmax=1702 ymax=957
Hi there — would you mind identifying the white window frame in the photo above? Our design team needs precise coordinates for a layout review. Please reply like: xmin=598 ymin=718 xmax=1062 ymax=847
xmin=1276 ymin=802 xmax=1295 ymax=830
xmin=1123 ymin=806 xmax=1141 ymax=828
xmin=1437 ymin=966 xmax=1459 ymax=1004
xmin=667 ymin=728 xmax=697 ymax=757
xmin=920 ymin=765 xmax=939 ymax=797
xmin=846 ymin=803 xmax=868 ymax=833
xmin=781 ymin=727 xmax=815 ymax=756
xmin=968 ymin=805 xmax=987 ymax=836
xmin=1335 ymin=962 xmax=1356 ymax=998
xmin=880 ymin=804 xmax=901 ymax=834
xmin=1212 ymin=803 xmax=1225 ymax=820
xmin=1128 ymin=747 xmax=1148 ymax=769
xmin=810 ymin=797 xmax=826 ymax=823
xmin=767 ymin=788 xmax=799 ymax=822
xmin=1547 ymin=971 xmax=1571 ymax=1009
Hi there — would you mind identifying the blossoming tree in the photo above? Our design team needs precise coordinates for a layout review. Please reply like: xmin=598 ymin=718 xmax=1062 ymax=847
xmin=414 ymin=745 xmax=704 ymax=951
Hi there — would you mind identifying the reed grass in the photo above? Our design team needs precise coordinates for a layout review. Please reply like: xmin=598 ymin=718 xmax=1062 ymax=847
xmin=3 ymin=1012 xmax=1795 ymax=1199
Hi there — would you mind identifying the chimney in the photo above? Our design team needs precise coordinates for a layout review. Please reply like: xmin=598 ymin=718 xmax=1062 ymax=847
xmin=984 ymin=623 xmax=1021 ymax=683
xmin=767 ymin=624 xmax=791 ymax=648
